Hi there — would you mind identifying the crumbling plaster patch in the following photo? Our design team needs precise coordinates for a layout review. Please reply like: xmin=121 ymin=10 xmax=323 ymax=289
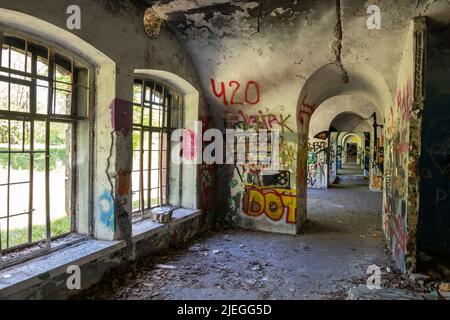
xmin=0 ymin=0 xmax=209 ymax=241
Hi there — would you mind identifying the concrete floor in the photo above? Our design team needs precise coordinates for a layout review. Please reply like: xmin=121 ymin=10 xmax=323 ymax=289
xmin=337 ymin=162 xmax=365 ymax=176
xmin=81 ymin=182 xmax=411 ymax=300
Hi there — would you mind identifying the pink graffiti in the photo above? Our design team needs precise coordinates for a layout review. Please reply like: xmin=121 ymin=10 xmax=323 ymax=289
xmin=396 ymin=79 xmax=413 ymax=123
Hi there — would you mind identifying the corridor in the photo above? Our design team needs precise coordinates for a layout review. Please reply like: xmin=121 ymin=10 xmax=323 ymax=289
xmin=79 ymin=183 xmax=424 ymax=300
xmin=335 ymin=163 xmax=368 ymax=186
xmin=0 ymin=0 xmax=449 ymax=302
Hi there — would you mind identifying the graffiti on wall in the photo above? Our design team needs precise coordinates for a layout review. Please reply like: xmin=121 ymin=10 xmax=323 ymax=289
xmin=199 ymin=116 xmax=215 ymax=216
xmin=211 ymin=79 xmax=261 ymax=106
xmin=307 ymin=156 xmax=326 ymax=187
xmin=280 ymin=136 xmax=296 ymax=169
xmin=246 ymin=170 xmax=291 ymax=189
xmin=384 ymin=75 xmax=414 ymax=270
xmin=426 ymin=138 xmax=450 ymax=178
xmin=200 ymin=164 xmax=215 ymax=215
xmin=224 ymin=108 xmax=296 ymax=189
xmin=117 ymin=170 xmax=131 ymax=197
xmin=307 ymin=141 xmax=328 ymax=188
xmin=308 ymin=141 xmax=327 ymax=154
xmin=383 ymin=203 xmax=406 ymax=261
xmin=98 ymin=191 xmax=115 ymax=232
xmin=225 ymin=110 xmax=293 ymax=133
xmin=218 ymin=85 xmax=301 ymax=228
xmin=329 ymin=144 xmax=336 ymax=177
xmin=298 ymin=95 xmax=316 ymax=129
xmin=242 ymin=185 xmax=296 ymax=224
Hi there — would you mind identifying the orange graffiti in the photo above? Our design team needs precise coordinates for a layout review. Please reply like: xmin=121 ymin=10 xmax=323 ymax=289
xmin=118 ymin=170 xmax=131 ymax=196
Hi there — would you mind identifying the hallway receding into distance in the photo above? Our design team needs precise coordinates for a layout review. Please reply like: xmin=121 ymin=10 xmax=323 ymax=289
xmin=335 ymin=163 xmax=368 ymax=186
xmin=79 ymin=180 xmax=402 ymax=300
xmin=0 ymin=0 xmax=449 ymax=302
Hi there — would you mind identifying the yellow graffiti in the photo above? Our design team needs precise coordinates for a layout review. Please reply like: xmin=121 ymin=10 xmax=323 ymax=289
xmin=243 ymin=185 xmax=297 ymax=224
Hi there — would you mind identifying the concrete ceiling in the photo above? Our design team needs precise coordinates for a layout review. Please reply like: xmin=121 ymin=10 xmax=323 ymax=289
xmin=137 ymin=0 xmax=450 ymax=131
xmin=330 ymin=112 xmax=372 ymax=133
xmin=309 ymin=95 xmax=380 ymax=138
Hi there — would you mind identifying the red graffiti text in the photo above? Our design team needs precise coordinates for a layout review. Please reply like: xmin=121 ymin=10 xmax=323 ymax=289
xmin=211 ymin=79 xmax=261 ymax=106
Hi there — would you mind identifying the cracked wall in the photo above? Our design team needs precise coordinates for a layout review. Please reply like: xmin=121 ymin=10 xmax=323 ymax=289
xmin=383 ymin=18 xmax=426 ymax=273
xmin=144 ymin=0 xmax=449 ymax=238
xmin=0 ymin=0 xmax=210 ymax=240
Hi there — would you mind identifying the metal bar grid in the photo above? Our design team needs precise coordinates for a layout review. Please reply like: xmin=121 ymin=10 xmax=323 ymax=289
xmin=131 ymin=79 xmax=180 ymax=220
xmin=159 ymin=84 xmax=165 ymax=206
xmin=146 ymin=81 xmax=153 ymax=217
xmin=0 ymin=33 xmax=87 ymax=263
xmin=44 ymin=48 xmax=54 ymax=249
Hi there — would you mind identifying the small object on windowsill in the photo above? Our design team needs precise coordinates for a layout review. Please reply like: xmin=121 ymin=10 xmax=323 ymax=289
xmin=150 ymin=206 xmax=174 ymax=223
xmin=439 ymin=282 xmax=450 ymax=292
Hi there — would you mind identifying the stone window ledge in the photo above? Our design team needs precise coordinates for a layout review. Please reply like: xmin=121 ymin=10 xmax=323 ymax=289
xmin=131 ymin=208 xmax=202 ymax=243
xmin=0 ymin=208 xmax=201 ymax=299
xmin=0 ymin=238 xmax=126 ymax=299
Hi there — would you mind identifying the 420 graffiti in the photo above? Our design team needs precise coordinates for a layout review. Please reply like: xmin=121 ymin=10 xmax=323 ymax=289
xmin=211 ymin=79 xmax=261 ymax=106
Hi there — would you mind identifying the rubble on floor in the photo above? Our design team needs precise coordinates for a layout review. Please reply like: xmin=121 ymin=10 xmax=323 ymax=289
xmin=74 ymin=187 xmax=445 ymax=301
xmin=347 ymin=285 xmax=432 ymax=300
xmin=75 ymin=230 xmax=436 ymax=300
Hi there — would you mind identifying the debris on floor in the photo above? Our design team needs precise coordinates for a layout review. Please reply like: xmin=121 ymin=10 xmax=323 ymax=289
xmin=73 ymin=187 xmax=439 ymax=300
xmin=347 ymin=285 xmax=432 ymax=300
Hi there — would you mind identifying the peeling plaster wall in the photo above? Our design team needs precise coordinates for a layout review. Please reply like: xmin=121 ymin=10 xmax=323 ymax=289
xmin=0 ymin=0 xmax=209 ymax=239
xmin=1 ymin=0 xmax=449 ymax=273
xmin=417 ymin=21 xmax=450 ymax=255
xmin=156 ymin=0 xmax=447 ymax=235
xmin=383 ymin=18 xmax=426 ymax=272
xmin=156 ymin=0 xmax=444 ymax=233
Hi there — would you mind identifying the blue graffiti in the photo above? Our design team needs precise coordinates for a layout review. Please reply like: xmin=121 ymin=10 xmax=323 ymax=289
xmin=98 ymin=191 xmax=115 ymax=232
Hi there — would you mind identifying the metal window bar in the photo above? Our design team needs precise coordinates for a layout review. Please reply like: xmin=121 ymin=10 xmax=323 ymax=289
xmin=28 ymin=51 xmax=37 ymax=243
xmin=146 ymin=81 xmax=152 ymax=217
xmin=132 ymin=79 xmax=180 ymax=221
xmin=0 ymin=34 xmax=87 ymax=264
xmin=44 ymin=48 xmax=54 ymax=249
xmin=159 ymin=84 xmax=165 ymax=206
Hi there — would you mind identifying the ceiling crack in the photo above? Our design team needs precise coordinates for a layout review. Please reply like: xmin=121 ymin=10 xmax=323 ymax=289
xmin=332 ymin=0 xmax=349 ymax=83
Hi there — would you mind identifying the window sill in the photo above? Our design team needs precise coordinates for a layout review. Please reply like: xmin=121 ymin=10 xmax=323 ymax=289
xmin=0 ymin=237 xmax=126 ymax=299
xmin=0 ymin=208 xmax=202 ymax=299
xmin=0 ymin=233 xmax=88 ymax=270
xmin=132 ymin=208 xmax=202 ymax=243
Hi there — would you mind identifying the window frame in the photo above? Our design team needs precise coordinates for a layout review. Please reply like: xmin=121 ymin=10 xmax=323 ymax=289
xmin=0 ymin=31 xmax=92 ymax=268
xmin=131 ymin=78 xmax=183 ymax=222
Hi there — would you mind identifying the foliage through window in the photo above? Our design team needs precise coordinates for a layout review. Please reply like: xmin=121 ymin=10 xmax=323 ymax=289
xmin=0 ymin=33 xmax=89 ymax=262
xmin=132 ymin=79 xmax=182 ymax=221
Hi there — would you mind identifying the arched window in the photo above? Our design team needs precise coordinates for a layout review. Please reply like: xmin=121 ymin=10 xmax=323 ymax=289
xmin=0 ymin=32 xmax=90 ymax=261
xmin=131 ymin=78 xmax=182 ymax=221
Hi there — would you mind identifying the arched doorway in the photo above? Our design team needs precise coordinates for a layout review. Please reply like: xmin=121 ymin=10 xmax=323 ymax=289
xmin=295 ymin=63 xmax=392 ymax=233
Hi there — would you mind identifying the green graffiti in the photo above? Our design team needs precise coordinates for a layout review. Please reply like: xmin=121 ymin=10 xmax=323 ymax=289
xmin=307 ymin=152 xmax=317 ymax=165
xmin=229 ymin=179 xmax=239 ymax=189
